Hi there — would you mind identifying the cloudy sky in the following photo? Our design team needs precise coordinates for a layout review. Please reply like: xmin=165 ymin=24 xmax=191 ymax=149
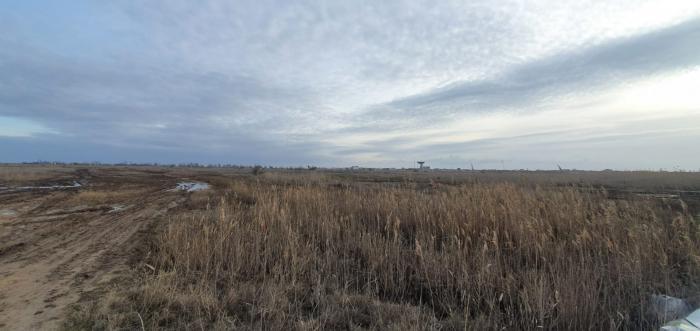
xmin=1 ymin=1 xmax=699 ymax=169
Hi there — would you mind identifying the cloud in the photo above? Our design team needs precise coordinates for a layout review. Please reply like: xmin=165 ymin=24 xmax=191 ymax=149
xmin=1 ymin=1 xmax=699 ymax=168
xmin=379 ymin=17 xmax=700 ymax=121
xmin=335 ymin=113 xmax=700 ymax=170
xmin=0 ymin=134 xmax=328 ymax=165
xmin=0 ymin=38 xmax=325 ymax=162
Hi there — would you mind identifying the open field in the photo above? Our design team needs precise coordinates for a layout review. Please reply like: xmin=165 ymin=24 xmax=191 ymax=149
xmin=1 ymin=166 xmax=699 ymax=330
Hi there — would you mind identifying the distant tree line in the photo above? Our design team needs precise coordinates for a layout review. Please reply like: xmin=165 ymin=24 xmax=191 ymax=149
xmin=6 ymin=161 xmax=329 ymax=170
xmin=4 ymin=161 xmax=699 ymax=172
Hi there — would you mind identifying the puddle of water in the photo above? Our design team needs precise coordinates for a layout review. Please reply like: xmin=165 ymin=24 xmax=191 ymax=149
xmin=0 ymin=209 xmax=17 ymax=217
xmin=636 ymin=193 xmax=680 ymax=199
xmin=1 ymin=181 xmax=83 ymax=192
xmin=17 ymin=181 xmax=82 ymax=189
xmin=170 ymin=182 xmax=210 ymax=192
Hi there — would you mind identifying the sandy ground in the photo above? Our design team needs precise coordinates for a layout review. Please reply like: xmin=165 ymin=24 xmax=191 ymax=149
xmin=0 ymin=168 xmax=189 ymax=330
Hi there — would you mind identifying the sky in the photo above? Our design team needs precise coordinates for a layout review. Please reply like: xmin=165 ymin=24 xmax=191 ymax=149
xmin=1 ymin=1 xmax=699 ymax=170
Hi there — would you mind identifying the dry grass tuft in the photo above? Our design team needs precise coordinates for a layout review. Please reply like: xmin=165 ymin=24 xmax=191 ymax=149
xmin=0 ymin=165 xmax=75 ymax=184
xmin=65 ymin=176 xmax=700 ymax=330
xmin=67 ymin=188 xmax=150 ymax=205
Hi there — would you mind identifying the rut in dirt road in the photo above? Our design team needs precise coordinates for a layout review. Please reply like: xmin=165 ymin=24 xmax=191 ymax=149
xmin=0 ymin=170 xmax=187 ymax=330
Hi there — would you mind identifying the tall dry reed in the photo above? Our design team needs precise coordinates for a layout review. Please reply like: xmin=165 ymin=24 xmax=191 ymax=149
xmin=68 ymin=180 xmax=700 ymax=330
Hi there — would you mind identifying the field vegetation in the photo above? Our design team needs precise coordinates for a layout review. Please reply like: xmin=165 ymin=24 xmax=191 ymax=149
xmin=61 ymin=170 xmax=700 ymax=330
xmin=65 ymin=188 xmax=151 ymax=206
xmin=0 ymin=164 xmax=76 ymax=184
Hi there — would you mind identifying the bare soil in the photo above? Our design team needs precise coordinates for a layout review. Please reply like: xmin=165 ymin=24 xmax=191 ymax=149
xmin=0 ymin=168 xmax=188 ymax=330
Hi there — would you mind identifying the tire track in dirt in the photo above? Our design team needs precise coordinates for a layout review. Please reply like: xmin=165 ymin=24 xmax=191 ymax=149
xmin=0 ymin=170 xmax=187 ymax=330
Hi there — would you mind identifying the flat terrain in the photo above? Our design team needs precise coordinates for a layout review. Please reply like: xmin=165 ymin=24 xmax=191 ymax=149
xmin=0 ymin=165 xmax=699 ymax=330
xmin=0 ymin=168 xmax=188 ymax=330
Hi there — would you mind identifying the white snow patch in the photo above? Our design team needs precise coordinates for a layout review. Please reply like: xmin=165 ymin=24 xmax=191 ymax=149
xmin=170 ymin=182 xmax=210 ymax=192
xmin=109 ymin=204 xmax=129 ymax=213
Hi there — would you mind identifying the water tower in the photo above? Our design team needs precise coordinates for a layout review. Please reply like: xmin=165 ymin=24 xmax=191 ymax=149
xmin=417 ymin=161 xmax=425 ymax=169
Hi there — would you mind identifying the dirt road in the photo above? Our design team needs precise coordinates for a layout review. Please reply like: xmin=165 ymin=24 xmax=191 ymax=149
xmin=0 ymin=168 xmax=188 ymax=330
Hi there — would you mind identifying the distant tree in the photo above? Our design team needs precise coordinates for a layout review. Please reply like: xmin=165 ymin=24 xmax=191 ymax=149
xmin=252 ymin=165 xmax=265 ymax=176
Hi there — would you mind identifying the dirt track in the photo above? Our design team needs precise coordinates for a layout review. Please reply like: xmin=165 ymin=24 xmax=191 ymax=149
xmin=0 ymin=168 xmax=188 ymax=330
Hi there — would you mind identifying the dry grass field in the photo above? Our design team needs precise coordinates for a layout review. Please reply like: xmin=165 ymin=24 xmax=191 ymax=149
xmin=1 ymin=165 xmax=699 ymax=330
xmin=0 ymin=164 xmax=76 ymax=184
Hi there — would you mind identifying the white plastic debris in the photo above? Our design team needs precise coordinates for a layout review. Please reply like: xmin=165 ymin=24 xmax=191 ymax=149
xmin=660 ymin=308 xmax=700 ymax=331
xmin=650 ymin=295 xmax=693 ymax=322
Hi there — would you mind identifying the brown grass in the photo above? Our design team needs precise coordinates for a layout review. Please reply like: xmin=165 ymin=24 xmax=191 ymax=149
xmin=63 ymin=174 xmax=700 ymax=330
xmin=66 ymin=188 xmax=151 ymax=205
xmin=0 ymin=165 xmax=75 ymax=184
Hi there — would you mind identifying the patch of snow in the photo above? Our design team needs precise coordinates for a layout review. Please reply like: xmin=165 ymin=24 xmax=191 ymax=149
xmin=109 ymin=204 xmax=129 ymax=213
xmin=170 ymin=182 xmax=210 ymax=192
